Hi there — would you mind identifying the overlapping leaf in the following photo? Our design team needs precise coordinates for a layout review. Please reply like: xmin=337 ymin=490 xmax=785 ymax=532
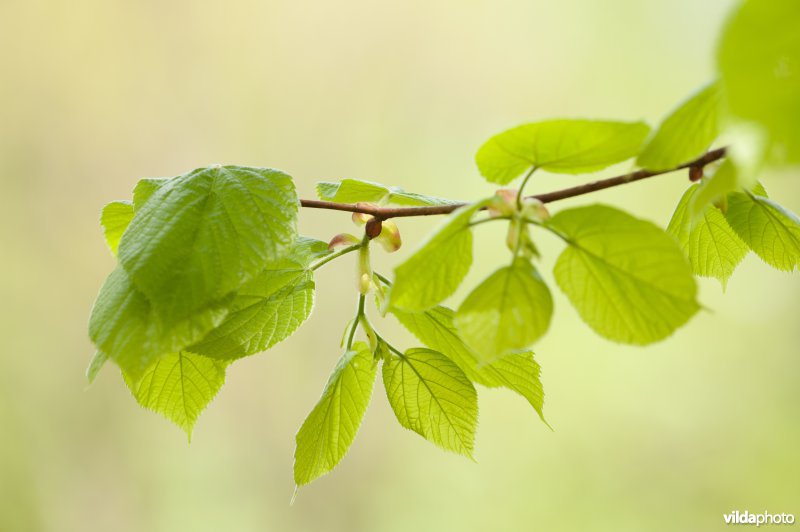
xmin=455 ymin=258 xmax=553 ymax=361
xmin=725 ymin=192 xmax=800 ymax=272
xmin=117 ymin=166 xmax=298 ymax=330
xmin=547 ymin=205 xmax=699 ymax=344
xmin=100 ymin=201 xmax=134 ymax=256
xmin=391 ymin=305 xmax=546 ymax=421
xmin=476 ymin=119 xmax=650 ymax=184
xmin=667 ymin=184 xmax=749 ymax=288
xmin=316 ymin=178 xmax=459 ymax=206
xmin=294 ymin=342 xmax=377 ymax=486
xmin=637 ymin=83 xmax=721 ymax=170
xmin=123 ymin=351 xmax=227 ymax=439
xmin=383 ymin=348 xmax=477 ymax=457
xmin=390 ymin=199 xmax=492 ymax=311
xmin=190 ymin=237 xmax=330 ymax=360
xmin=88 ymin=266 xmax=232 ymax=379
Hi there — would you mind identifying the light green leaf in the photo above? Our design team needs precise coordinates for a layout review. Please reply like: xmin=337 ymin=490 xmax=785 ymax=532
xmin=294 ymin=342 xmax=377 ymax=486
xmin=725 ymin=192 xmax=800 ymax=272
xmin=316 ymin=178 xmax=459 ymax=207
xmin=189 ymin=238 xmax=329 ymax=360
xmin=455 ymin=258 xmax=553 ymax=361
xmin=118 ymin=166 xmax=298 ymax=330
xmin=86 ymin=351 xmax=108 ymax=384
xmin=100 ymin=201 xmax=134 ymax=256
xmin=133 ymin=178 xmax=167 ymax=210
xmin=123 ymin=351 xmax=227 ymax=440
xmin=690 ymin=159 xmax=745 ymax=217
xmin=88 ymin=266 xmax=231 ymax=380
xmin=391 ymin=305 xmax=546 ymax=421
xmin=637 ymin=83 xmax=721 ymax=170
xmin=667 ymin=184 xmax=749 ymax=288
xmin=547 ymin=205 xmax=699 ymax=344
xmin=718 ymin=0 xmax=800 ymax=163
xmin=476 ymin=119 xmax=650 ymax=184
xmin=383 ymin=348 xmax=477 ymax=457
xmin=390 ymin=199 xmax=491 ymax=311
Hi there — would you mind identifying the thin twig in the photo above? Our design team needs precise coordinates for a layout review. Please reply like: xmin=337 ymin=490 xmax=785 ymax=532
xmin=299 ymin=148 xmax=726 ymax=219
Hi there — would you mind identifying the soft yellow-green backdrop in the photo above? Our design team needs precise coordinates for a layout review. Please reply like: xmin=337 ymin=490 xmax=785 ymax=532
xmin=1 ymin=0 xmax=798 ymax=530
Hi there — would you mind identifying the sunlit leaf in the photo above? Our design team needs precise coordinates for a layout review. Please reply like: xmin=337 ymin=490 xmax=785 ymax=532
xmin=476 ymin=119 xmax=650 ymax=184
xmin=123 ymin=351 xmax=227 ymax=439
xmin=99 ymin=201 xmax=133 ymax=257
xmin=725 ymin=192 xmax=800 ymax=272
xmin=294 ymin=342 xmax=377 ymax=486
xmin=317 ymin=178 xmax=458 ymax=206
xmin=455 ymin=258 xmax=553 ymax=360
xmin=547 ymin=205 xmax=699 ymax=344
xmin=383 ymin=348 xmax=477 ymax=457
xmin=390 ymin=199 xmax=491 ymax=311
xmin=667 ymin=184 xmax=749 ymax=288
xmin=391 ymin=305 xmax=546 ymax=422
xmin=637 ymin=83 xmax=721 ymax=170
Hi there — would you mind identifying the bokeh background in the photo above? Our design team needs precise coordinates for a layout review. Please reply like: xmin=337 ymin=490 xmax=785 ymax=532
xmin=1 ymin=0 xmax=798 ymax=530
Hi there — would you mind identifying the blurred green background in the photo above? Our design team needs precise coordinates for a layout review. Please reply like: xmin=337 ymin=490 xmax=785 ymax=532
xmin=1 ymin=0 xmax=798 ymax=530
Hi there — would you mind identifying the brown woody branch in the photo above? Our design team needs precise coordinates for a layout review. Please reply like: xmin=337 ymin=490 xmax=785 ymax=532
xmin=299 ymin=147 xmax=726 ymax=220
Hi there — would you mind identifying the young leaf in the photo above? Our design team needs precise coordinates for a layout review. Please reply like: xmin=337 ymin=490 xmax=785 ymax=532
xmin=100 ymin=201 xmax=134 ymax=256
xmin=189 ymin=237 xmax=330 ymax=360
xmin=725 ymin=192 xmax=800 ymax=272
xmin=547 ymin=205 xmax=699 ymax=345
xmin=117 ymin=166 xmax=298 ymax=330
xmin=382 ymin=348 xmax=478 ymax=457
xmin=475 ymin=119 xmax=650 ymax=184
xmin=718 ymin=0 xmax=800 ymax=163
xmin=88 ymin=266 xmax=231 ymax=380
xmin=389 ymin=199 xmax=491 ymax=311
xmin=637 ymin=83 xmax=721 ymax=170
xmin=294 ymin=342 xmax=377 ymax=486
xmin=123 ymin=351 xmax=227 ymax=440
xmin=133 ymin=178 xmax=168 ymax=210
xmin=667 ymin=184 xmax=749 ymax=288
xmin=391 ymin=305 xmax=546 ymax=421
xmin=690 ymin=159 xmax=740 ymax=217
xmin=86 ymin=351 xmax=109 ymax=384
xmin=455 ymin=258 xmax=553 ymax=361
xmin=316 ymin=178 xmax=458 ymax=207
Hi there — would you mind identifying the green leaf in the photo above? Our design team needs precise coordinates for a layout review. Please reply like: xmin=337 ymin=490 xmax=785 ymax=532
xmin=133 ymin=178 xmax=167 ymax=210
xmin=690 ymin=159 xmax=741 ymax=217
xmin=117 ymin=166 xmax=298 ymax=330
xmin=382 ymin=348 xmax=477 ymax=457
xmin=389 ymin=199 xmax=491 ymax=311
xmin=391 ymin=305 xmax=546 ymax=421
xmin=455 ymin=258 xmax=553 ymax=361
xmin=667 ymin=184 xmax=749 ymax=288
xmin=189 ymin=237 xmax=329 ymax=360
xmin=718 ymin=0 xmax=800 ymax=163
xmin=475 ymin=119 xmax=650 ymax=184
xmin=86 ymin=351 xmax=109 ymax=384
xmin=317 ymin=179 xmax=459 ymax=206
xmin=547 ymin=205 xmax=699 ymax=344
xmin=725 ymin=192 xmax=800 ymax=272
xmin=100 ymin=201 xmax=134 ymax=256
xmin=123 ymin=351 xmax=227 ymax=440
xmin=88 ymin=266 xmax=231 ymax=380
xmin=637 ymin=83 xmax=721 ymax=170
xmin=294 ymin=342 xmax=377 ymax=486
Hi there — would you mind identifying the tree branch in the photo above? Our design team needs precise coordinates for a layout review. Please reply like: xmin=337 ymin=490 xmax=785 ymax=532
xmin=299 ymin=147 xmax=726 ymax=219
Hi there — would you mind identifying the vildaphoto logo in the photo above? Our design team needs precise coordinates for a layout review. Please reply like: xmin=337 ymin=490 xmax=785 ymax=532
xmin=724 ymin=511 xmax=796 ymax=527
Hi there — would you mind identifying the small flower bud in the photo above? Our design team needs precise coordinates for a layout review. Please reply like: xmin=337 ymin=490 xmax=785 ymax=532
xmin=365 ymin=218 xmax=383 ymax=239
xmin=689 ymin=166 xmax=704 ymax=182
xmin=521 ymin=197 xmax=550 ymax=222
